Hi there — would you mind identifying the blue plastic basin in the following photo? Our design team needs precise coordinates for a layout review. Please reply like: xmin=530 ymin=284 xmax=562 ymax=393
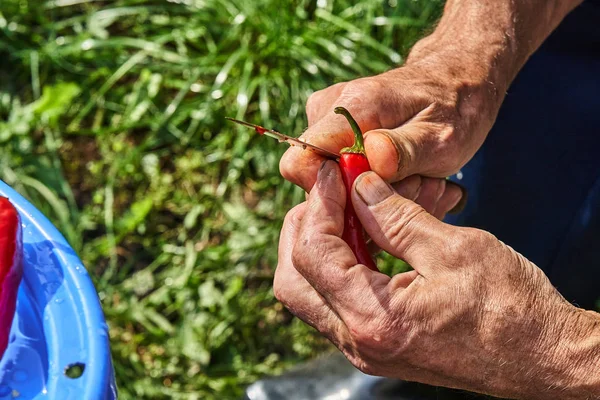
xmin=0 ymin=181 xmax=116 ymax=399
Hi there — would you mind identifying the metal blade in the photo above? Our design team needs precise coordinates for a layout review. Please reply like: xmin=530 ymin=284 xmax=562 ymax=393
xmin=226 ymin=117 xmax=340 ymax=160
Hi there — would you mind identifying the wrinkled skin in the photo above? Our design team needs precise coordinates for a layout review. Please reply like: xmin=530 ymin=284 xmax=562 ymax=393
xmin=274 ymin=162 xmax=600 ymax=400
xmin=276 ymin=1 xmax=598 ymax=397
xmin=281 ymin=62 xmax=498 ymax=188
xmin=279 ymin=55 xmax=498 ymax=219
xmin=280 ymin=0 xmax=585 ymax=220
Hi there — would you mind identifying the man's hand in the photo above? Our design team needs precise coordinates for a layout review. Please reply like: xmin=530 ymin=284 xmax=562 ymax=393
xmin=280 ymin=59 xmax=498 ymax=190
xmin=274 ymin=161 xmax=600 ymax=399
xmin=279 ymin=32 xmax=501 ymax=216
xmin=280 ymin=0 xmax=583 ymax=214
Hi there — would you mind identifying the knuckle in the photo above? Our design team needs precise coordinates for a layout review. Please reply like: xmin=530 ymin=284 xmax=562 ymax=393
xmin=306 ymin=82 xmax=348 ymax=121
xmin=279 ymin=151 xmax=299 ymax=183
xmin=342 ymin=78 xmax=384 ymax=95
xmin=345 ymin=313 xmax=411 ymax=374
xmin=431 ymin=124 xmax=462 ymax=174
xmin=290 ymin=233 xmax=321 ymax=270
xmin=306 ymin=90 xmax=324 ymax=114
xmin=284 ymin=204 xmax=304 ymax=228
xmin=282 ymin=209 xmax=295 ymax=228
xmin=428 ymin=97 xmax=458 ymax=119
xmin=272 ymin=269 xmax=291 ymax=305
xmin=272 ymin=279 xmax=286 ymax=303
xmin=436 ymin=123 xmax=457 ymax=145
xmin=352 ymin=358 xmax=378 ymax=376
xmin=392 ymin=175 xmax=422 ymax=200
xmin=445 ymin=228 xmax=475 ymax=256
xmin=347 ymin=315 xmax=389 ymax=353
xmin=338 ymin=79 xmax=384 ymax=108
xmin=333 ymin=78 xmax=392 ymax=129
xmin=340 ymin=349 xmax=378 ymax=375
xmin=445 ymin=227 xmax=497 ymax=264
xmin=380 ymin=200 xmax=429 ymax=253
xmin=349 ymin=327 xmax=383 ymax=358
xmin=464 ymin=228 xmax=497 ymax=249
xmin=291 ymin=240 xmax=308 ymax=270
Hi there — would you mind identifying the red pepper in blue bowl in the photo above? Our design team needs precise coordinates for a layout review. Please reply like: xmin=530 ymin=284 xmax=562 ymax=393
xmin=0 ymin=197 xmax=23 ymax=359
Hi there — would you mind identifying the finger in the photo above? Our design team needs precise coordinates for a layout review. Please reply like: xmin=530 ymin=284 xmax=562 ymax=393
xmin=389 ymin=270 xmax=420 ymax=290
xmin=414 ymin=177 xmax=446 ymax=215
xmin=447 ymin=181 xmax=468 ymax=214
xmin=292 ymin=160 xmax=390 ymax=314
xmin=434 ymin=182 xmax=464 ymax=220
xmin=274 ymin=203 xmax=346 ymax=339
xmin=280 ymin=145 xmax=329 ymax=193
xmin=306 ymin=82 xmax=347 ymax=125
xmin=369 ymin=174 xmax=419 ymax=254
xmin=352 ymin=171 xmax=453 ymax=274
xmin=391 ymin=176 xmax=464 ymax=221
xmin=280 ymin=101 xmax=386 ymax=192
xmin=364 ymin=115 xmax=458 ymax=182
xmin=391 ymin=175 xmax=422 ymax=201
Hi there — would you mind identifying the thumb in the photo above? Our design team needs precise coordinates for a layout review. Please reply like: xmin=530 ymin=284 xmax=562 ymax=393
xmin=280 ymin=105 xmax=384 ymax=192
xmin=352 ymin=171 xmax=452 ymax=273
xmin=364 ymin=120 xmax=454 ymax=182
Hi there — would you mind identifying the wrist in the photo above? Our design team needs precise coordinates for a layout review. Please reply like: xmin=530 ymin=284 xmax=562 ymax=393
xmin=405 ymin=2 xmax=516 ymax=98
xmin=532 ymin=305 xmax=600 ymax=399
xmin=405 ymin=0 xmax=585 ymax=106
xmin=403 ymin=30 xmax=513 ymax=120
xmin=398 ymin=34 xmax=507 ymax=127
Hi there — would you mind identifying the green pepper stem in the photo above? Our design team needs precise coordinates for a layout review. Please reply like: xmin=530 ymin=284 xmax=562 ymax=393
xmin=335 ymin=106 xmax=365 ymax=155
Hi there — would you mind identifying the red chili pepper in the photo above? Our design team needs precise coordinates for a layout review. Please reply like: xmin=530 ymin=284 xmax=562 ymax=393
xmin=0 ymin=197 xmax=23 ymax=359
xmin=334 ymin=107 xmax=378 ymax=271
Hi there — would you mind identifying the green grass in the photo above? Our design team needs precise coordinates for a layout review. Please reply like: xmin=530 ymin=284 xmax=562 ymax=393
xmin=0 ymin=1 xmax=442 ymax=398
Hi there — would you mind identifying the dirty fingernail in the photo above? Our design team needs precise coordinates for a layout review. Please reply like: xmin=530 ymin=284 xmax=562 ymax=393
xmin=317 ymin=160 xmax=337 ymax=188
xmin=355 ymin=171 xmax=394 ymax=205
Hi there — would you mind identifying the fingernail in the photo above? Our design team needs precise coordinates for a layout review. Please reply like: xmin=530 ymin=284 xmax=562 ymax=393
xmin=319 ymin=160 xmax=329 ymax=172
xmin=317 ymin=160 xmax=336 ymax=189
xmin=355 ymin=171 xmax=394 ymax=205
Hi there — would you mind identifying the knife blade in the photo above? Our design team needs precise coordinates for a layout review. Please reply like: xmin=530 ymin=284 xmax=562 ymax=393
xmin=226 ymin=117 xmax=340 ymax=160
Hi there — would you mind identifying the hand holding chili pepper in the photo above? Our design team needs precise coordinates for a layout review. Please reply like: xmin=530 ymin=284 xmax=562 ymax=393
xmin=279 ymin=64 xmax=482 ymax=218
xmin=274 ymin=164 xmax=600 ymax=400
xmin=0 ymin=197 xmax=23 ymax=359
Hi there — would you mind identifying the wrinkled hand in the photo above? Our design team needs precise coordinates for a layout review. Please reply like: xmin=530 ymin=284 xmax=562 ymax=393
xmin=280 ymin=54 xmax=502 ymax=216
xmin=274 ymin=161 xmax=600 ymax=399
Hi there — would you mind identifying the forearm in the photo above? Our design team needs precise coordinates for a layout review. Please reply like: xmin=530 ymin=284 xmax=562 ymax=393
xmin=502 ymin=305 xmax=600 ymax=399
xmin=482 ymin=303 xmax=600 ymax=400
xmin=406 ymin=0 xmax=583 ymax=103
xmin=541 ymin=307 xmax=600 ymax=399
